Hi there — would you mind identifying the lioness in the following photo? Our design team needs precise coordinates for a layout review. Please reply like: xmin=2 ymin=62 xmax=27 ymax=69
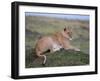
xmin=35 ymin=27 xmax=80 ymax=65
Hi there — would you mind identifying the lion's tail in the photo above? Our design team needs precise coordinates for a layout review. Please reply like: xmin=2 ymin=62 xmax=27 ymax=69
xmin=36 ymin=49 xmax=47 ymax=65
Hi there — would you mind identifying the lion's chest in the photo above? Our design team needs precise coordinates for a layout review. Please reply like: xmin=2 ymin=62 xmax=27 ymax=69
xmin=52 ymin=43 xmax=62 ymax=52
xmin=48 ymin=37 xmax=62 ymax=52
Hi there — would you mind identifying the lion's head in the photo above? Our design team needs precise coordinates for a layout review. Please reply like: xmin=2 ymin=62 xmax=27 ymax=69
xmin=62 ymin=27 xmax=73 ymax=40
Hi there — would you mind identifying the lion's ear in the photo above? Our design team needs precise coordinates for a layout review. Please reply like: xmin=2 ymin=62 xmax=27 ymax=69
xmin=64 ymin=27 xmax=67 ymax=31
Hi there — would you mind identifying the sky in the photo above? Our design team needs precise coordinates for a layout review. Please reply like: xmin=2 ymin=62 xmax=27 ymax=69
xmin=25 ymin=12 xmax=89 ymax=21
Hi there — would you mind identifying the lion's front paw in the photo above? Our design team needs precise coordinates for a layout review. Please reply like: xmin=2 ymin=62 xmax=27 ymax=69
xmin=75 ymin=48 xmax=80 ymax=51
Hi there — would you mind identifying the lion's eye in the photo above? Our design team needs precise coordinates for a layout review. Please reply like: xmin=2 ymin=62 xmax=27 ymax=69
xmin=67 ymin=32 xmax=71 ymax=34
xmin=67 ymin=32 xmax=72 ymax=37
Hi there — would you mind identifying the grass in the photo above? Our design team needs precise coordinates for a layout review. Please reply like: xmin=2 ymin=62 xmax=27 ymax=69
xmin=25 ymin=49 xmax=89 ymax=68
xmin=25 ymin=15 xmax=89 ymax=68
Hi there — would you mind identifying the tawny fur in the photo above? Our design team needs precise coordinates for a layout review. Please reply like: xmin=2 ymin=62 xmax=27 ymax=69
xmin=35 ymin=27 xmax=80 ymax=64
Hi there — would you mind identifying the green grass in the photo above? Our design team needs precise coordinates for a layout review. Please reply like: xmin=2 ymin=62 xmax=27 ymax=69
xmin=25 ymin=15 xmax=89 ymax=68
xmin=25 ymin=49 xmax=89 ymax=68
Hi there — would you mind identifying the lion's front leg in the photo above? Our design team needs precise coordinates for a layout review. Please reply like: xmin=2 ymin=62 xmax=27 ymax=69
xmin=63 ymin=44 xmax=80 ymax=51
xmin=67 ymin=46 xmax=80 ymax=51
xmin=62 ymin=41 xmax=80 ymax=51
xmin=71 ymin=47 xmax=80 ymax=51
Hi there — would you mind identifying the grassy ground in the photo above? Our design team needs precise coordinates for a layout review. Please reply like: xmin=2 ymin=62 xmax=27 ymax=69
xmin=25 ymin=49 xmax=89 ymax=68
xmin=25 ymin=15 xmax=89 ymax=68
